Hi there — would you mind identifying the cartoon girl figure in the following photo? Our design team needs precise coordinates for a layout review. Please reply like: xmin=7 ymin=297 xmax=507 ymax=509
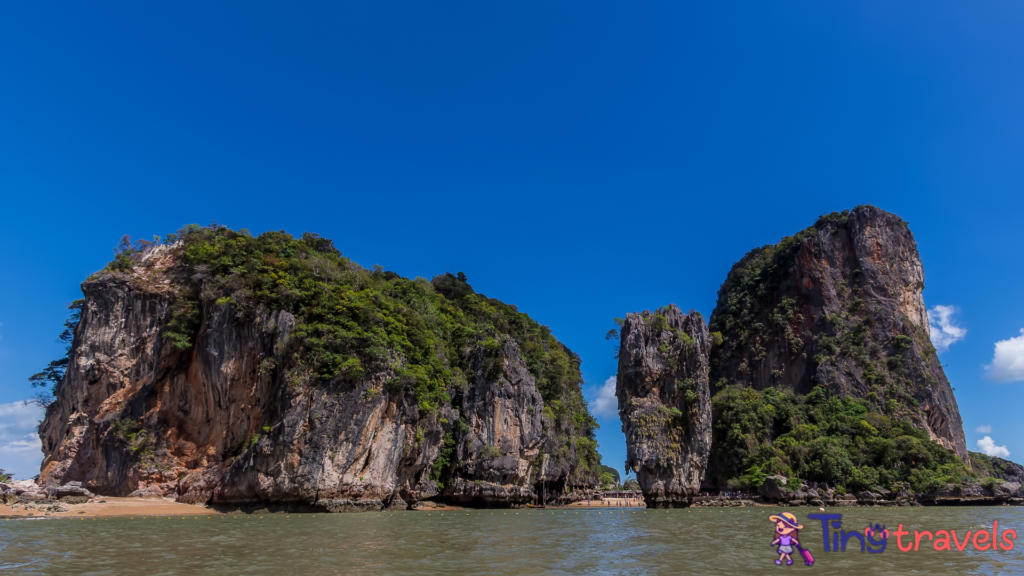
xmin=769 ymin=512 xmax=805 ymax=566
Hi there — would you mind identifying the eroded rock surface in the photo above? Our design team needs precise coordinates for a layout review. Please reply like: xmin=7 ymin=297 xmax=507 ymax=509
xmin=441 ymin=340 xmax=543 ymax=506
xmin=708 ymin=205 xmax=968 ymax=462
xmin=616 ymin=305 xmax=712 ymax=508
xmin=37 ymin=234 xmax=600 ymax=511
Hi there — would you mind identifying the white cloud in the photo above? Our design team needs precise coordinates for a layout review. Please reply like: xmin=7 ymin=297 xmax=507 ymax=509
xmin=0 ymin=401 xmax=45 ymax=480
xmin=976 ymin=436 xmax=1010 ymax=458
xmin=928 ymin=305 xmax=967 ymax=353
xmin=590 ymin=376 xmax=618 ymax=419
xmin=985 ymin=329 xmax=1024 ymax=383
xmin=975 ymin=425 xmax=993 ymax=434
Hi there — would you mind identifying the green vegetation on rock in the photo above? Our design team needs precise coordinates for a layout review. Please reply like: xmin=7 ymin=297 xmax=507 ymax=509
xmin=709 ymin=209 xmax=853 ymax=369
xmin=702 ymin=205 xmax=975 ymax=497
xmin=103 ymin=224 xmax=601 ymax=483
xmin=28 ymin=300 xmax=83 ymax=408
xmin=969 ymin=451 xmax=1024 ymax=483
xmin=598 ymin=465 xmax=620 ymax=488
xmin=709 ymin=384 xmax=971 ymax=494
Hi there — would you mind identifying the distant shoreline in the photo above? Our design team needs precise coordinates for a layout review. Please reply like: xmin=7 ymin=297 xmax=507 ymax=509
xmin=1 ymin=497 xmax=651 ymax=519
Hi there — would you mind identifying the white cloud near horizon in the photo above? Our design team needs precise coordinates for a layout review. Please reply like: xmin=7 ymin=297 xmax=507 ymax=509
xmin=985 ymin=329 xmax=1024 ymax=383
xmin=590 ymin=376 xmax=618 ymax=419
xmin=975 ymin=425 xmax=993 ymax=434
xmin=977 ymin=436 xmax=1010 ymax=458
xmin=0 ymin=401 xmax=45 ymax=480
xmin=928 ymin=305 xmax=966 ymax=353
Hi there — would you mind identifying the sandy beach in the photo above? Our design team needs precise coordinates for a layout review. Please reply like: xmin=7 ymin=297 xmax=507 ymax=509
xmin=0 ymin=497 xmax=645 ymax=519
xmin=0 ymin=497 xmax=218 ymax=519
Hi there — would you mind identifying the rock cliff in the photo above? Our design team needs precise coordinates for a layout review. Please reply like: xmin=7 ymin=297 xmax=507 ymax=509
xmin=615 ymin=305 xmax=712 ymax=508
xmin=612 ymin=207 xmax=978 ymax=501
xmin=37 ymin=226 xmax=601 ymax=510
xmin=708 ymin=206 xmax=968 ymax=462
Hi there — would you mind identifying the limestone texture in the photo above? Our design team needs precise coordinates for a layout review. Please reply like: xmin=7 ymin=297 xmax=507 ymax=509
xmin=708 ymin=205 xmax=968 ymax=462
xmin=36 ymin=236 xmax=600 ymax=511
xmin=615 ymin=305 xmax=712 ymax=508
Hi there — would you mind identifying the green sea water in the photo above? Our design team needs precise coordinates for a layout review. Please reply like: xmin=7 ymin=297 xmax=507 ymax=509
xmin=1 ymin=506 xmax=1021 ymax=574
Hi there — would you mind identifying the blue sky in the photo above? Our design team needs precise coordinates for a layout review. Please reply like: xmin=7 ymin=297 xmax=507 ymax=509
xmin=1 ymin=2 xmax=1022 ymax=480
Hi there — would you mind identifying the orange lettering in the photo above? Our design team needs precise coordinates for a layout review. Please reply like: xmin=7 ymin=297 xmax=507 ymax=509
xmin=973 ymin=530 xmax=990 ymax=551
xmin=1001 ymin=529 xmax=1016 ymax=551
xmin=993 ymin=521 xmax=999 ymax=551
xmin=933 ymin=530 xmax=951 ymax=551
xmin=951 ymin=530 xmax=972 ymax=552
xmin=914 ymin=531 xmax=933 ymax=551
xmin=895 ymin=524 xmax=913 ymax=552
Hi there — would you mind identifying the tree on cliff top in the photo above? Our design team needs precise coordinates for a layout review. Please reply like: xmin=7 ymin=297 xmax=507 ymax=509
xmin=27 ymin=300 xmax=84 ymax=408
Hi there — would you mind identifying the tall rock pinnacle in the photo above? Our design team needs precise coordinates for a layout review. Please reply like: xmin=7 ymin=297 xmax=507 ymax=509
xmin=616 ymin=305 xmax=712 ymax=508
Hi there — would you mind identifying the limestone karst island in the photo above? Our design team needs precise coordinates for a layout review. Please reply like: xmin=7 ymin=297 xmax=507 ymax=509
xmin=7 ymin=206 xmax=1018 ymax=518
xmin=5 ymin=4 xmax=1023 ymax=573
xmin=5 ymin=203 xmax=1023 ymax=574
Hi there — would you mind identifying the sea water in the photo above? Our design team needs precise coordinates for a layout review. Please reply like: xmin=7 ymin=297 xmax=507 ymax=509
xmin=1 ymin=506 xmax=1021 ymax=574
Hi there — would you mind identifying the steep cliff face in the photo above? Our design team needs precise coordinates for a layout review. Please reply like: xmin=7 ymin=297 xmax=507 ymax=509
xmin=708 ymin=206 xmax=967 ymax=462
xmin=38 ymin=226 xmax=601 ymax=510
xmin=615 ymin=305 xmax=712 ymax=508
xmin=440 ymin=339 xmax=543 ymax=504
xmin=694 ymin=206 xmax=973 ymax=495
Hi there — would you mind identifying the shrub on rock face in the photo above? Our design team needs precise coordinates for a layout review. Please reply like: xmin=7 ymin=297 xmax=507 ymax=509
xmin=705 ymin=382 xmax=970 ymax=494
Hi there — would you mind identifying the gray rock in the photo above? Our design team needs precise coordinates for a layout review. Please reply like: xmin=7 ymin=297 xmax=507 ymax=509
xmin=128 ymin=485 xmax=166 ymax=499
xmin=959 ymin=483 xmax=986 ymax=497
xmin=440 ymin=339 xmax=546 ymax=506
xmin=443 ymin=478 xmax=535 ymax=506
xmin=54 ymin=485 xmax=95 ymax=499
xmin=9 ymin=480 xmax=39 ymax=495
xmin=759 ymin=476 xmax=789 ymax=501
xmin=993 ymin=482 xmax=1020 ymax=497
xmin=320 ymin=499 xmax=385 ymax=513
xmin=616 ymin=306 xmax=712 ymax=508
